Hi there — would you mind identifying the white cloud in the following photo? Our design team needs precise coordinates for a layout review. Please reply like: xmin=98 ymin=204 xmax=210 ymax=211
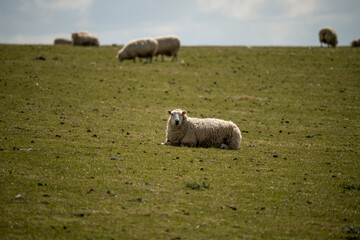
xmin=32 ymin=0 xmax=94 ymax=29
xmin=197 ymin=0 xmax=265 ymax=20
xmin=35 ymin=0 xmax=93 ymax=11
xmin=196 ymin=0 xmax=320 ymax=20
xmin=282 ymin=0 xmax=319 ymax=18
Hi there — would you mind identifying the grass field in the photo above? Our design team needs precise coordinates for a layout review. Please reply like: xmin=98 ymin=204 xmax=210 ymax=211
xmin=0 ymin=44 xmax=359 ymax=239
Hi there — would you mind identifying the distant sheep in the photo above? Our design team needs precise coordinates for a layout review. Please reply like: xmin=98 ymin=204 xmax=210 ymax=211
xmin=351 ymin=38 xmax=360 ymax=47
xmin=155 ymin=35 xmax=181 ymax=61
xmin=54 ymin=38 xmax=72 ymax=45
xmin=319 ymin=27 xmax=338 ymax=48
xmin=72 ymin=31 xmax=99 ymax=46
xmin=116 ymin=38 xmax=158 ymax=63
xmin=162 ymin=109 xmax=242 ymax=150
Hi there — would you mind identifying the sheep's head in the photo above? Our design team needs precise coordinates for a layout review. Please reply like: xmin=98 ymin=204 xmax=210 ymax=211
xmin=117 ymin=49 xmax=126 ymax=62
xmin=167 ymin=109 xmax=187 ymax=126
xmin=71 ymin=33 xmax=79 ymax=40
xmin=116 ymin=52 xmax=123 ymax=62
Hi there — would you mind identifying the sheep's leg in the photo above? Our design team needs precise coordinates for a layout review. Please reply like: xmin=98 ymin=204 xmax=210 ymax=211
xmin=180 ymin=143 xmax=195 ymax=148
xmin=220 ymin=144 xmax=230 ymax=150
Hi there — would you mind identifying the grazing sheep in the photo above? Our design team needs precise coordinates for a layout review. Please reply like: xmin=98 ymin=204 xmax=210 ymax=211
xmin=116 ymin=38 xmax=158 ymax=63
xmin=54 ymin=38 xmax=72 ymax=45
xmin=155 ymin=35 xmax=181 ymax=61
xmin=319 ymin=27 xmax=338 ymax=48
xmin=162 ymin=109 xmax=242 ymax=150
xmin=72 ymin=31 xmax=99 ymax=46
xmin=351 ymin=38 xmax=360 ymax=47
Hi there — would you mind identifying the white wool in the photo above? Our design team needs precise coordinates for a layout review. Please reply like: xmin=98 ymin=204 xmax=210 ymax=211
xmin=163 ymin=109 xmax=242 ymax=150
xmin=54 ymin=38 xmax=72 ymax=45
xmin=319 ymin=27 xmax=338 ymax=48
xmin=155 ymin=35 xmax=181 ymax=61
xmin=351 ymin=38 xmax=360 ymax=47
xmin=72 ymin=31 xmax=99 ymax=46
xmin=116 ymin=38 xmax=158 ymax=63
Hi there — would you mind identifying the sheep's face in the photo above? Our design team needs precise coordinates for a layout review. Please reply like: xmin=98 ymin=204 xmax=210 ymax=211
xmin=168 ymin=109 xmax=186 ymax=126
xmin=117 ymin=49 xmax=126 ymax=62
xmin=71 ymin=33 xmax=79 ymax=39
xmin=117 ymin=52 xmax=123 ymax=62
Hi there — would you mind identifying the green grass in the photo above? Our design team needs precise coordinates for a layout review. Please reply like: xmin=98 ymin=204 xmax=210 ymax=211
xmin=0 ymin=44 xmax=359 ymax=239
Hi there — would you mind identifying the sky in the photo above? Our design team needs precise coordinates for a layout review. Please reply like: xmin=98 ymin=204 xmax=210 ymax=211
xmin=0 ymin=0 xmax=359 ymax=46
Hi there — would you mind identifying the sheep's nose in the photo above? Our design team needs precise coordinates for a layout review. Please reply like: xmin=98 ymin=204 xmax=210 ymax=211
xmin=175 ymin=120 xmax=179 ymax=125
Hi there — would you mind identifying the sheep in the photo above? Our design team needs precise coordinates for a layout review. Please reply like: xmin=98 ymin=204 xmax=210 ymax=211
xmin=72 ymin=31 xmax=99 ymax=46
xmin=351 ymin=38 xmax=360 ymax=47
xmin=116 ymin=38 xmax=158 ymax=63
xmin=319 ymin=27 xmax=338 ymax=48
xmin=162 ymin=109 xmax=242 ymax=150
xmin=155 ymin=35 xmax=181 ymax=61
xmin=54 ymin=38 xmax=72 ymax=45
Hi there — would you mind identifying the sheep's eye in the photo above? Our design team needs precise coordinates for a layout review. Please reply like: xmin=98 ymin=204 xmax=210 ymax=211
xmin=171 ymin=113 xmax=174 ymax=116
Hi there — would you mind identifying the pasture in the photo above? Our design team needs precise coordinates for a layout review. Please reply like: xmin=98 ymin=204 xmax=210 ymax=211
xmin=0 ymin=44 xmax=359 ymax=239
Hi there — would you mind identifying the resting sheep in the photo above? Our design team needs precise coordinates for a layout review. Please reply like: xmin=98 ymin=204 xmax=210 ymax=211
xmin=155 ymin=35 xmax=181 ymax=61
xmin=117 ymin=38 xmax=158 ymax=63
xmin=319 ymin=27 xmax=338 ymax=48
xmin=72 ymin=31 xmax=99 ymax=46
xmin=351 ymin=38 xmax=360 ymax=47
xmin=54 ymin=38 xmax=72 ymax=45
xmin=162 ymin=109 xmax=242 ymax=150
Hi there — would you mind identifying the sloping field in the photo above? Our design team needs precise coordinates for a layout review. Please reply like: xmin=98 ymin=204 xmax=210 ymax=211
xmin=0 ymin=44 xmax=359 ymax=239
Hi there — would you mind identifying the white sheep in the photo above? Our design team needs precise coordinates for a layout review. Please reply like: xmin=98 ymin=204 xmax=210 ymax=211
xmin=54 ymin=38 xmax=72 ymax=45
xmin=155 ymin=35 xmax=181 ymax=61
xmin=72 ymin=31 xmax=99 ymax=46
xmin=162 ymin=109 xmax=242 ymax=150
xmin=116 ymin=38 xmax=158 ymax=63
xmin=319 ymin=27 xmax=338 ymax=48
xmin=351 ymin=38 xmax=360 ymax=47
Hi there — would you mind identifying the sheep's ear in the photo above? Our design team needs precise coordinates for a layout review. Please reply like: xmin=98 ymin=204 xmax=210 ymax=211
xmin=167 ymin=110 xmax=172 ymax=115
xmin=182 ymin=111 xmax=187 ymax=115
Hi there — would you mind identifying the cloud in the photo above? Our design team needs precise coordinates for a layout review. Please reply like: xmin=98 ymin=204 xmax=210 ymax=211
xmin=197 ymin=0 xmax=265 ymax=20
xmin=34 ymin=0 xmax=93 ymax=11
xmin=32 ymin=0 xmax=94 ymax=29
xmin=196 ymin=0 xmax=319 ymax=20
xmin=282 ymin=0 xmax=319 ymax=18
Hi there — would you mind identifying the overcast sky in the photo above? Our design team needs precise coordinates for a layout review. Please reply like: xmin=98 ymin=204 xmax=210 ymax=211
xmin=0 ymin=0 xmax=359 ymax=46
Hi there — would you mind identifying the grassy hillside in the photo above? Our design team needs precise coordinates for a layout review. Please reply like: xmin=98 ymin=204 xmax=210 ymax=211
xmin=0 ymin=44 xmax=359 ymax=239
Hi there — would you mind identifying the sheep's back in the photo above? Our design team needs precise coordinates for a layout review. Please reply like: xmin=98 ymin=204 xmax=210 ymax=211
xmin=124 ymin=39 xmax=157 ymax=55
xmin=72 ymin=32 xmax=99 ymax=46
xmin=156 ymin=36 xmax=180 ymax=54
xmin=187 ymin=118 xmax=236 ymax=146
xmin=54 ymin=38 xmax=72 ymax=45
xmin=319 ymin=27 xmax=337 ymax=45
